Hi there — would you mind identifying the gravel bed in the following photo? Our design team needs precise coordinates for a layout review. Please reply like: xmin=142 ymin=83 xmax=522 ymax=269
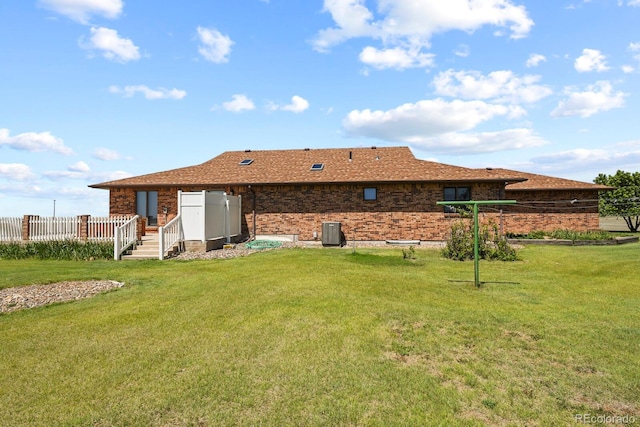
xmin=171 ymin=240 xmax=444 ymax=260
xmin=0 ymin=280 xmax=124 ymax=313
xmin=171 ymin=242 xmax=300 ymax=260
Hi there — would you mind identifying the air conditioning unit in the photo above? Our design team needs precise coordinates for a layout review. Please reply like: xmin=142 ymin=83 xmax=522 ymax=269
xmin=322 ymin=222 xmax=342 ymax=246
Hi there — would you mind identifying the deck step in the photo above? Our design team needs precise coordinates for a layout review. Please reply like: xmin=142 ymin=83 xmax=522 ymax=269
xmin=121 ymin=233 xmax=182 ymax=260
xmin=122 ymin=233 xmax=160 ymax=260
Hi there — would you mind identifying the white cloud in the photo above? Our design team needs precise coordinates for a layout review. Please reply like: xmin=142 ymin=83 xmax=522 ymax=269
xmin=222 ymin=94 xmax=256 ymax=112
xmin=0 ymin=128 xmax=73 ymax=155
xmin=93 ymin=147 xmax=122 ymax=161
xmin=526 ymin=147 xmax=640 ymax=176
xmin=343 ymin=98 xmax=533 ymax=152
xmin=432 ymin=69 xmax=552 ymax=104
xmin=197 ymin=27 xmax=233 ymax=63
xmin=93 ymin=170 xmax=131 ymax=182
xmin=44 ymin=171 xmax=84 ymax=180
xmin=313 ymin=0 xmax=534 ymax=56
xmin=267 ymin=96 xmax=310 ymax=113
xmin=44 ymin=162 xmax=132 ymax=181
xmin=280 ymin=96 xmax=310 ymax=113
xmin=0 ymin=163 xmax=36 ymax=181
xmin=454 ymin=44 xmax=470 ymax=58
xmin=410 ymin=128 xmax=547 ymax=154
xmin=624 ymin=42 xmax=640 ymax=72
xmin=629 ymin=42 xmax=640 ymax=60
xmin=38 ymin=0 xmax=123 ymax=24
xmin=526 ymin=53 xmax=546 ymax=68
xmin=574 ymin=48 xmax=610 ymax=72
xmin=82 ymin=27 xmax=141 ymax=62
xmin=359 ymin=46 xmax=435 ymax=69
xmin=69 ymin=161 xmax=90 ymax=173
xmin=551 ymin=81 xmax=626 ymax=118
xmin=109 ymin=85 xmax=187 ymax=100
xmin=0 ymin=182 xmax=43 ymax=197
xmin=312 ymin=0 xmax=377 ymax=53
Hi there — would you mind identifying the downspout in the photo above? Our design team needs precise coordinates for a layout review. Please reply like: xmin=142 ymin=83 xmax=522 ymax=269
xmin=248 ymin=185 xmax=256 ymax=240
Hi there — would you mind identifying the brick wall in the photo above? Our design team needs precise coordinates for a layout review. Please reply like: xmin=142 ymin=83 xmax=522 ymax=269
xmin=105 ymin=183 xmax=602 ymax=241
xmin=238 ymin=182 xmax=505 ymax=241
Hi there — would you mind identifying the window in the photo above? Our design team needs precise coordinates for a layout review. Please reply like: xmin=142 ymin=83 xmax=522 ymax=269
xmin=364 ymin=187 xmax=377 ymax=201
xmin=443 ymin=187 xmax=471 ymax=213
xmin=310 ymin=163 xmax=324 ymax=171
xmin=239 ymin=159 xmax=254 ymax=165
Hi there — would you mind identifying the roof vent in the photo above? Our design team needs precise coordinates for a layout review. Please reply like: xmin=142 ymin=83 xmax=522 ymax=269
xmin=486 ymin=167 xmax=493 ymax=170
xmin=304 ymin=148 xmax=310 ymax=151
xmin=371 ymin=146 xmax=377 ymax=149
xmin=245 ymin=149 xmax=251 ymax=153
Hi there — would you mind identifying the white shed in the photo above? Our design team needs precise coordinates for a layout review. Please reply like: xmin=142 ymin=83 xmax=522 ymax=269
xmin=178 ymin=190 xmax=242 ymax=243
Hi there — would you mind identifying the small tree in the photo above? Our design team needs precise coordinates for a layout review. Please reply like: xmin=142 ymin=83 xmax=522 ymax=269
xmin=594 ymin=170 xmax=640 ymax=232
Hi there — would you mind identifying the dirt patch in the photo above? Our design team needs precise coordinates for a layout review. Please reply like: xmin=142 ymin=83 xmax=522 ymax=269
xmin=0 ymin=280 xmax=124 ymax=313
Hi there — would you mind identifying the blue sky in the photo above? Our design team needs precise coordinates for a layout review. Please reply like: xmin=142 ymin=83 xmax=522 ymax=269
xmin=1 ymin=0 xmax=640 ymax=217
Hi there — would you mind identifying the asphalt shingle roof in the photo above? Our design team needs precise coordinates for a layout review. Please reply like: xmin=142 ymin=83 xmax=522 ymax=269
xmin=491 ymin=168 xmax=611 ymax=191
xmin=90 ymin=146 xmax=526 ymax=188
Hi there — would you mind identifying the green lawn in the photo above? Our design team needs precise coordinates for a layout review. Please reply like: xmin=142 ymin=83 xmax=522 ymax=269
xmin=1 ymin=245 xmax=639 ymax=426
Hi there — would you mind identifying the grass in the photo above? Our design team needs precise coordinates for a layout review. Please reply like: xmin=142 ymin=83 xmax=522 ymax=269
xmin=1 ymin=245 xmax=639 ymax=426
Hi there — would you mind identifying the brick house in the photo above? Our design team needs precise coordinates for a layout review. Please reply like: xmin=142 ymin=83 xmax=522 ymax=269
xmin=89 ymin=146 xmax=609 ymax=242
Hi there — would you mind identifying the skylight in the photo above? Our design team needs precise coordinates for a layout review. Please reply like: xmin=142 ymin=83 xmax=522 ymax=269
xmin=310 ymin=163 xmax=324 ymax=171
xmin=239 ymin=159 xmax=254 ymax=166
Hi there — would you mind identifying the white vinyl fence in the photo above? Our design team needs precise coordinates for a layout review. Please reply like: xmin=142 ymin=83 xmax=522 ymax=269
xmin=0 ymin=217 xmax=22 ymax=241
xmin=29 ymin=217 xmax=80 ymax=241
xmin=0 ymin=215 xmax=135 ymax=242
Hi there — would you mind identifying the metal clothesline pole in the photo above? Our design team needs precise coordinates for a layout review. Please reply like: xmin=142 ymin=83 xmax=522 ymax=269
xmin=437 ymin=200 xmax=517 ymax=288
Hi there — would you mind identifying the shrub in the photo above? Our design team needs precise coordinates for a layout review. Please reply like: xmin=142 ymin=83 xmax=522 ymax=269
xmin=402 ymin=246 xmax=416 ymax=260
xmin=506 ymin=229 xmax=614 ymax=241
xmin=442 ymin=218 xmax=518 ymax=261
xmin=547 ymin=229 xmax=612 ymax=241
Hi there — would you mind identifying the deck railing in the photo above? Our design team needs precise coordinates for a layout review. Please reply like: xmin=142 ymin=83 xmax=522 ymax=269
xmin=114 ymin=215 xmax=139 ymax=260
xmin=87 ymin=216 xmax=131 ymax=241
xmin=158 ymin=214 xmax=184 ymax=260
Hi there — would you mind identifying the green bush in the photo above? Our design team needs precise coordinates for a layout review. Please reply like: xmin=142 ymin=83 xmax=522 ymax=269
xmin=506 ymin=229 xmax=613 ymax=241
xmin=442 ymin=218 xmax=518 ymax=261
xmin=547 ymin=229 xmax=612 ymax=241
xmin=0 ymin=240 xmax=113 ymax=260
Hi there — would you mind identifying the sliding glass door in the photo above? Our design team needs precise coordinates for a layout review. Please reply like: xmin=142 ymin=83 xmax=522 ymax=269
xmin=136 ymin=191 xmax=158 ymax=226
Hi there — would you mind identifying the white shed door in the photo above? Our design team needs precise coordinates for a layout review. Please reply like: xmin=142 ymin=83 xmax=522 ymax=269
xmin=181 ymin=205 xmax=203 ymax=241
